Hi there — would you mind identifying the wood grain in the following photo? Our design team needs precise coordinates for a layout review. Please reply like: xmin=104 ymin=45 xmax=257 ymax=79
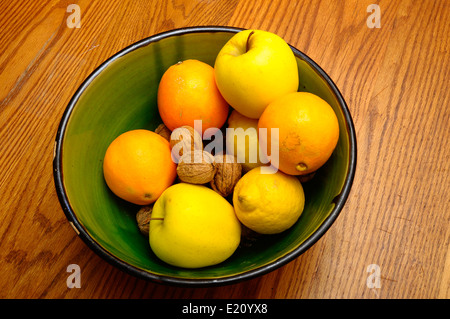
xmin=0 ymin=0 xmax=448 ymax=299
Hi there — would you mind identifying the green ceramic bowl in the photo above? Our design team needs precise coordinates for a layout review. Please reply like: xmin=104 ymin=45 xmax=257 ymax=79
xmin=53 ymin=26 xmax=356 ymax=286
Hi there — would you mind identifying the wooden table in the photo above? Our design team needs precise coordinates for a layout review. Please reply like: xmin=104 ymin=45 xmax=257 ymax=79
xmin=1 ymin=0 xmax=448 ymax=299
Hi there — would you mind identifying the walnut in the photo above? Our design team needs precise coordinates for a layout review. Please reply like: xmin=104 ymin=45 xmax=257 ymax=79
xmin=169 ymin=126 xmax=203 ymax=161
xmin=177 ymin=150 xmax=216 ymax=184
xmin=210 ymin=154 xmax=242 ymax=197
xmin=154 ymin=123 xmax=171 ymax=141
xmin=136 ymin=205 xmax=153 ymax=236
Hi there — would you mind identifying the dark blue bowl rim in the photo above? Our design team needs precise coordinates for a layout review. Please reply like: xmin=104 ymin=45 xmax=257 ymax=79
xmin=53 ymin=26 xmax=357 ymax=287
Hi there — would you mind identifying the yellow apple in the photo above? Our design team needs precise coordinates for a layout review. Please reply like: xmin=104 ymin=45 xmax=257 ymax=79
xmin=214 ymin=29 xmax=299 ymax=119
xmin=149 ymin=183 xmax=241 ymax=268
xmin=226 ymin=110 xmax=268 ymax=172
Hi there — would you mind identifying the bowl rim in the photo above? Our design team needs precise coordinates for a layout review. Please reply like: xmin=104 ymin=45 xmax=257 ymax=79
xmin=53 ymin=25 xmax=357 ymax=287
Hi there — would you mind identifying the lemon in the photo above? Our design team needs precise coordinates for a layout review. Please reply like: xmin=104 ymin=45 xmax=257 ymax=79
xmin=233 ymin=167 xmax=305 ymax=234
xmin=226 ymin=110 xmax=268 ymax=172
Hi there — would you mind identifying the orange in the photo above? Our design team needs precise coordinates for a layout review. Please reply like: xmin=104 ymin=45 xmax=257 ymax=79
xmin=258 ymin=92 xmax=339 ymax=176
xmin=157 ymin=59 xmax=229 ymax=134
xmin=103 ymin=129 xmax=177 ymax=205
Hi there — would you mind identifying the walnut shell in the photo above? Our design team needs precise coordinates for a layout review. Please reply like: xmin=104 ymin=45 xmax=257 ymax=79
xmin=210 ymin=154 xmax=242 ymax=197
xmin=136 ymin=205 xmax=152 ymax=236
xmin=177 ymin=150 xmax=216 ymax=184
xmin=170 ymin=126 xmax=203 ymax=161
xmin=154 ymin=123 xmax=171 ymax=141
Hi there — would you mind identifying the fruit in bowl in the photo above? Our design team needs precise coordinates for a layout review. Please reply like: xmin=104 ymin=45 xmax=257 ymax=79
xmin=53 ymin=26 xmax=356 ymax=285
xmin=258 ymin=91 xmax=340 ymax=176
xmin=225 ymin=110 xmax=268 ymax=173
xmin=214 ymin=29 xmax=299 ymax=119
xmin=103 ymin=129 xmax=176 ymax=205
xmin=100 ymin=29 xmax=341 ymax=269
xmin=157 ymin=59 xmax=229 ymax=134
xmin=149 ymin=183 xmax=241 ymax=269
xmin=233 ymin=166 xmax=305 ymax=235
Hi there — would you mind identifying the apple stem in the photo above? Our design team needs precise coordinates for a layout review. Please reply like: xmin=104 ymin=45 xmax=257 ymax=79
xmin=246 ymin=30 xmax=255 ymax=53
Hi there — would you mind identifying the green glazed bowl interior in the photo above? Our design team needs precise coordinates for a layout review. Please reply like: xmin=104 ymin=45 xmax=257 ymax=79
xmin=53 ymin=26 xmax=356 ymax=286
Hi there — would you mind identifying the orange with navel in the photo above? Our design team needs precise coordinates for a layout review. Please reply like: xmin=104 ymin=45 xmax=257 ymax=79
xmin=258 ymin=92 xmax=339 ymax=175
xmin=157 ymin=59 xmax=229 ymax=134
xmin=103 ymin=129 xmax=177 ymax=205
